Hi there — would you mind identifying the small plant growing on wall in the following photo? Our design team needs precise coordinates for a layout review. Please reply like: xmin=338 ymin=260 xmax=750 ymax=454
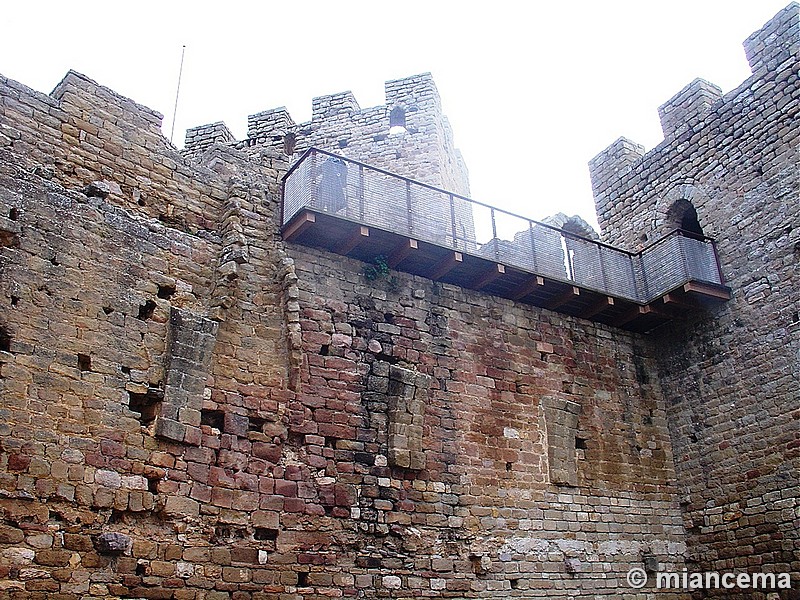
xmin=363 ymin=255 xmax=398 ymax=290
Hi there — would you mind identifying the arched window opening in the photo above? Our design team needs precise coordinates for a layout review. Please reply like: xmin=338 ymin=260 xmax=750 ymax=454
xmin=666 ymin=199 xmax=704 ymax=239
xmin=389 ymin=107 xmax=407 ymax=135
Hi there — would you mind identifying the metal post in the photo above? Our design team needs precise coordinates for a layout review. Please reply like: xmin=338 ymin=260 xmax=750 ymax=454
xmin=710 ymin=239 xmax=725 ymax=285
xmin=491 ymin=208 xmax=499 ymax=261
xmin=449 ymin=194 xmax=457 ymax=250
xmin=406 ymin=180 xmax=413 ymax=236
xmin=358 ymin=165 xmax=365 ymax=222
xmin=309 ymin=150 xmax=318 ymax=210
xmin=677 ymin=230 xmax=689 ymax=283
xmin=528 ymin=221 xmax=538 ymax=272
xmin=598 ymin=245 xmax=610 ymax=293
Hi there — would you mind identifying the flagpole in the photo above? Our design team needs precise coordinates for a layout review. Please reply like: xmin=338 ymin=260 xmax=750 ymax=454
xmin=169 ymin=45 xmax=186 ymax=145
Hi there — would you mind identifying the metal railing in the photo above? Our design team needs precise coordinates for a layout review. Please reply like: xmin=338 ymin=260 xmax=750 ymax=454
xmin=282 ymin=148 xmax=726 ymax=304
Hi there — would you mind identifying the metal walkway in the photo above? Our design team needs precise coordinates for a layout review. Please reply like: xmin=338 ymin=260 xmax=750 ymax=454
xmin=282 ymin=148 xmax=730 ymax=332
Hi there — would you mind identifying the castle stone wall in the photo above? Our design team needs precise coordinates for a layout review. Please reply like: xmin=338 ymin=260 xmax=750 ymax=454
xmin=0 ymin=66 xmax=691 ymax=598
xmin=590 ymin=3 xmax=800 ymax=588
xmin=281 ymin=243 xmax=688 ymax=597
xmin=0 ymin=3 xmax=796 ymax=597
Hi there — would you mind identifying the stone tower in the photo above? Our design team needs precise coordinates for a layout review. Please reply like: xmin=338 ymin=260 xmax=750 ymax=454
xmin=589 ymin=2 xmax=799 ymax=579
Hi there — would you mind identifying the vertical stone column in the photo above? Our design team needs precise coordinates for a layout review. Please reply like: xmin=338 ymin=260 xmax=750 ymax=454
xmin=155 ymin=307 xmax=219 ymax=445
xmin=542 ymin=396 xmax=582 ymax=487
xmin=386 ymin=365 xmax=430 ymax=470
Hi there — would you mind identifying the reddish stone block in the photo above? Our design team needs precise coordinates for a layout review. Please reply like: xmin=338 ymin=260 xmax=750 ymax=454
xmin=100 ymin=438 xmax=126 ymax=457
xmin=184 ymin=446 xmax=215 ymax=464
xmin=283 ymin=498 xmax=306 ymax=512
xmin=211 ymin=487 xmax=234 ymax=508
xmin=150 ymin=452 xmax=176 ymax=468
xmin=7 ymin=453 xmax=30 ymax=471
xmin=232 ymin=491 xmax=259 ymax=511
xmin=231 ymin=547 xmax=259 ymax=564
xmin=252 ymin=442 xmax=281 ymax=463
xmin=335 ymin=484 xmax=357 ymax=507
xmin=259 ymin=495 xmax=284 ymax=511
xmin=284 ymin=465 xmax=302 ymax=480
xmin=257 ymin=477 xmax=274 ymax=495
xmin=233 ymin=471 xmax=259 ymax=491
xmin=186 ymin=462 xmax=210 ymax=483
xmin=189 ymin=483 xmax=212 ymax=503
xmin=318 ymin=424 xmax=355 ymax=439
xmin=274 ymin=479 xmax=297 ymax=497
xmin=208 ymin=466 xmax=236 ymax=488
xmin=224 ymin=412 xmax=249 ymax=437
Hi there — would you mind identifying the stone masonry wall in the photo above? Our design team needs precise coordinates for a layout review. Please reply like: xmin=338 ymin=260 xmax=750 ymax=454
xmin=0 ymin=4 xmax=796 ymax=597
xmin=589 ymin=4 xmax=799 ymax=595
xmin=0 ymin=66 xmax=693 ymax=598
xmin=283 ymin=243 xmax=688 ymax=597
xmin=0 ymin=69 xmax=296 ymax=599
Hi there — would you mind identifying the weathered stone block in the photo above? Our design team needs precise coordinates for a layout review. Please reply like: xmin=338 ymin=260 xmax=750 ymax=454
xmin=94 ymin=532 xmax=132 ymax=554
xmin=162 ymin=496 xmax=200 ymax=518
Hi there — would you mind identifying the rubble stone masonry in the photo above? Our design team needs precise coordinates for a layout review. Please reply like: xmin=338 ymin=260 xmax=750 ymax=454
xmin=0 ymin=4 xmax=796 ymax=600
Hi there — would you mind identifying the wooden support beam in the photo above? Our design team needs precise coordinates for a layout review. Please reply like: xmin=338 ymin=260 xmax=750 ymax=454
xmin=581 ymin=296 xmax=615 ymax=319
xmin=387 ymin=238 xmax=418 ymax=268
xmin=545 ymin=286 xmax=580 ymax=310
xmin=472 ymin=263 xmax=505 ymax=290
xmin=511 ymin=275 xmax=545 ymax=301
xmin=335 ymin=225 xmax=369 ymax=255
xmin=613 ymin=304 xmax=651 ymax=327
xmin=663 ymin=292 xmax=703 ymax=310
xmin=282 ymin=211 xmax=315 ymax=241
xmin=429 ymin=251 xmax=462 ymax=280
xmin=684 ymin=281 xmax=732 ymax=301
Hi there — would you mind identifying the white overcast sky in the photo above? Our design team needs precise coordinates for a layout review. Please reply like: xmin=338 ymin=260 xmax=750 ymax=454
xmin=1 ymin=1 xmax=790 ymax=231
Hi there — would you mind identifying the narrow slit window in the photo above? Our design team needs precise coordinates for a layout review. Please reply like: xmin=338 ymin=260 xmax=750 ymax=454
xmin=389 ymin=107 xmax=406 ymax=135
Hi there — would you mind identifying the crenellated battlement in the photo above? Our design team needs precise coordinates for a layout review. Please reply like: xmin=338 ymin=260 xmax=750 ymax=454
xmin=184 ymin=121 xmax=236 ymax=154
xmin=311 ymin=90 xmax=361 ymax=121
xmin=247 ymin=107 xmax=295 ymax=139
xmin=744 ymin=2 xmax=799 ymax=73
xmin=590 ymin=3 xmax=799 ymax=247
xmin=183 ymin=72 xmax=470 ymax=196
xmin=657 ymin=78 xmax=722 ymax=140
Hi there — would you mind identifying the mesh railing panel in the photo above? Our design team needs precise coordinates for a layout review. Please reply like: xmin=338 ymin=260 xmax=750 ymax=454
xmin=282 ymin=155 xmax=312 ymax=224
xmin=283 ymin=149 xmax=725 ymax=304
xmin=599 ymin=245 xmax=640 ymax=301
xmin=682 ymin=236 xmax=722 ymax=282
